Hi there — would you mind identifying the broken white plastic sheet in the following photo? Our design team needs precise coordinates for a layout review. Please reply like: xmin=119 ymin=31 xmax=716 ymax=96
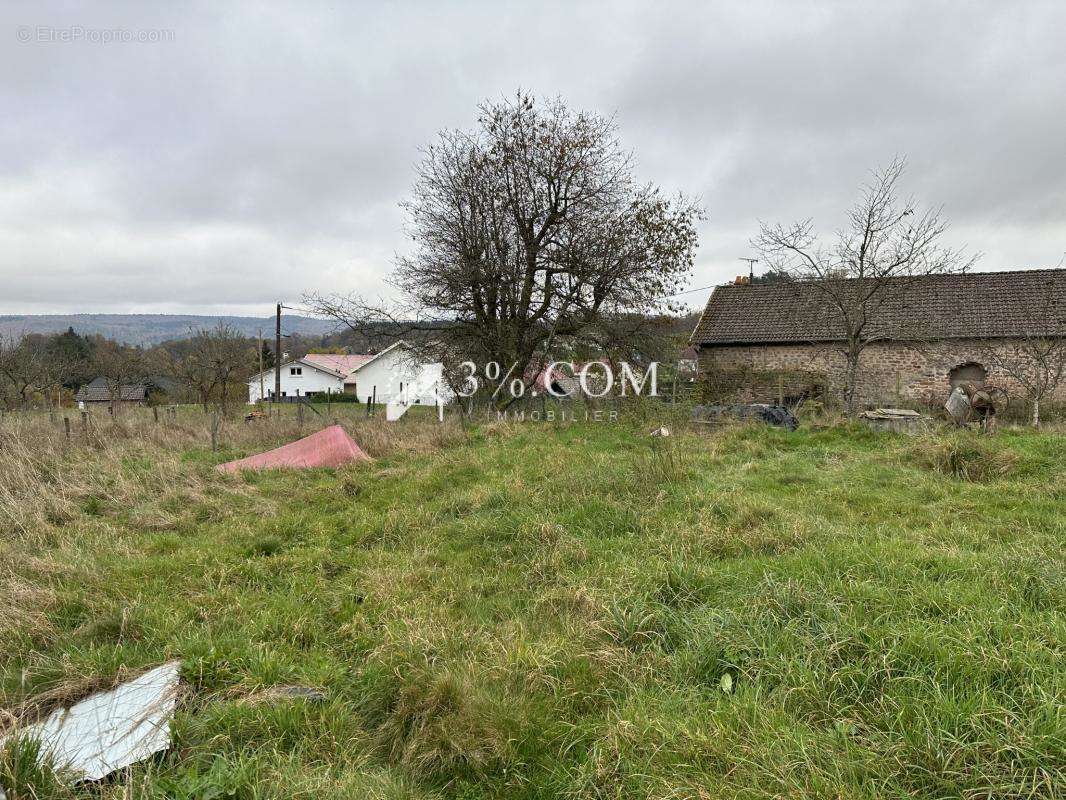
xmin=2 ymin=661 xmax=181 ymax=784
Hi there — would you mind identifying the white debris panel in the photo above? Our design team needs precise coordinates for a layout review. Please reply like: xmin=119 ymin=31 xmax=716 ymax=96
xmin=2 ymin=661 xmax=182 ymax=782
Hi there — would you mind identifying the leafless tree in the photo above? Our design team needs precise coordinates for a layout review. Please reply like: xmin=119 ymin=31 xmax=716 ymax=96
xmin=753 ymin=157 xmax=975 ymax=416
xmin=38 ymin=342 xmax=80 ymax=408
xmin=0 ymin=334 xmax=49 ymax=409
xmin=308 ymin=92 xmax=701 ymax=400
xmin=166 ymin=323 xmax=253 ymax=414
xmin=973 ymin=274 xmax=1066 ymax=426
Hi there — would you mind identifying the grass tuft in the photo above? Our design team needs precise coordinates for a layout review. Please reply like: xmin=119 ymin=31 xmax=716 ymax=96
xmin=0 ymin=736 xmax=76 ymax=799
xmin=375 ymin=669 xmax=514 ymax=783
xmin=904 ymin=430 xmax=1020 ymax=480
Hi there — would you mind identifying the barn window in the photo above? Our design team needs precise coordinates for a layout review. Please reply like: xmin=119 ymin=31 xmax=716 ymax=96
xmin=290 ymin=367 xmax=302 ymax=376
xmin=948 ymin=362 xmax=987 ymax=391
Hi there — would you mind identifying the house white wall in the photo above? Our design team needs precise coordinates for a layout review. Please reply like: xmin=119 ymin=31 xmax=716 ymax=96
xmin=247 ymin=343 xmax=451 ymax=406
xmin=346 ymin=346 xmax=445 ymax=405
xmin=247 ymin=362 xmax=343 ymax=403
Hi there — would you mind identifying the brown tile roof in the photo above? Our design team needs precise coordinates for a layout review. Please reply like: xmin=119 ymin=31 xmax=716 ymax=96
xmin=691 ymin=269 xmax=1066 ymax=345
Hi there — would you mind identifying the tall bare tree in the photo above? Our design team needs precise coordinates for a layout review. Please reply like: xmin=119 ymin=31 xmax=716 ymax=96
xmin=166 ymin=323 xmax=253 ymax=414
xmin=0 ymin=334 xmax=49 ymax=409
xmin=754 ymin=157 xmax=975 ymax=416
xmin=308 ymin=92 xmax=701 ymax=398
xmin=38 ymin=343 xmax=79 ymax=408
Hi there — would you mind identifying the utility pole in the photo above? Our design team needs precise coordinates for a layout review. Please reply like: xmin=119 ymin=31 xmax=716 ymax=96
xmin=739 ymin=257 xmax=758 ymax=283
xmin=274 ymin=303 xmax=282 ymax=413
xmin=257 ymin=328 xmax=265 ymax=406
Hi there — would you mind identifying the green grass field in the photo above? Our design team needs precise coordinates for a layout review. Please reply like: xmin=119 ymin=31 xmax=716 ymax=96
xmin=2 ymin=412 xmax=1064 ymax=799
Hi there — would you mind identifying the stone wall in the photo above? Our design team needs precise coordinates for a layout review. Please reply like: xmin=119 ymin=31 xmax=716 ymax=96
xmin=697 ymin=339 xmax=1066 ymax=408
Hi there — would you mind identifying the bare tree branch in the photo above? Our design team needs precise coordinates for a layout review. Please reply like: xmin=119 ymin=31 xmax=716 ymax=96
xmin=753 ymin=157 xmax=976 ymax=416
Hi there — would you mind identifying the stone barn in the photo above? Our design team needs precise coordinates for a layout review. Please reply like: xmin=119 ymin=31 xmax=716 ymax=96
xmin=690 ymin=269 xmax=1066 ymax=408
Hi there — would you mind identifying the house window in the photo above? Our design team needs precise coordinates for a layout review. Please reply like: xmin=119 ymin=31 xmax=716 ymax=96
xmin=290 ymin=367 xmax=302 ymax=376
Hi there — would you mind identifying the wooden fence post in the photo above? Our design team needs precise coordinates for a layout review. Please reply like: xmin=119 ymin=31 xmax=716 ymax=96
xmin=64 ymin=416 xmax=71 ymax=440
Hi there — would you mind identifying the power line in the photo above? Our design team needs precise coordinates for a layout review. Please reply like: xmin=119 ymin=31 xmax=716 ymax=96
xmin=664 ymin=283 xmax=717 ymax=298
xmin=280 ymin=303 xmax=323 ymax=316
xmin=280 ymin=289 xmax=716 ymax=323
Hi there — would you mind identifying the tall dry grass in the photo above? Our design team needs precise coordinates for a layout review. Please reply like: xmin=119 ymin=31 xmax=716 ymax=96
xmin=0 ymin=406 xmax=469 ymax=542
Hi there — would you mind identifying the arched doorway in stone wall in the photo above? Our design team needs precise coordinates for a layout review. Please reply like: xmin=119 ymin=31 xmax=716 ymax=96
xmin=948 ymin=362 xmax=987 ymax=392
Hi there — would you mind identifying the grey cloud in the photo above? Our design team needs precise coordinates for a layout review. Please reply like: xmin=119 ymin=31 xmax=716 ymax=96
xmin=2 ymin=0 xmax=1064 ymax=314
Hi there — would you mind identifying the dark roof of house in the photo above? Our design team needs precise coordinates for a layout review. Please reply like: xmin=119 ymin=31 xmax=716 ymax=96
xmin=691 ymin=269 xmax=1066 ymax=345
xmin=74 ymin=375 xmax=180 ymax=403
xmin=75 ymin=382 xmax=147 ymax=402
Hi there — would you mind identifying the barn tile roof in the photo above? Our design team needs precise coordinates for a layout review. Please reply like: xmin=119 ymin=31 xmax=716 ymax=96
xmin=691 ymin=269 xmax=1066 ymax=345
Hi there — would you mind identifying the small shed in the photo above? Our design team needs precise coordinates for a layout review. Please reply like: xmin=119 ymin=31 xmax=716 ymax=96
xmin=75 ymin=376 xmax=178 ymax=408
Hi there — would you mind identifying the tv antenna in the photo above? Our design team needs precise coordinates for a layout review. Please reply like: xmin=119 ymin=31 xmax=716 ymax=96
xmin=739 ymin=257 xmax=758 ymax=282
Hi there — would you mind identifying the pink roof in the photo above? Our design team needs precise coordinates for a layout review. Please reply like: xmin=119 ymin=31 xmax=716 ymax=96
xmin=529 ymin=361 xmax=594 ymax=393
xmin=301 ymin=353 xmax=376 ymax=376
xmin=217 ymin=425 xmax=371 ymax=473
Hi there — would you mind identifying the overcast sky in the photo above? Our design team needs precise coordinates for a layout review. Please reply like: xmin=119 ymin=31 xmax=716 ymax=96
xmin=2 ymin=1 xmax=1064 ymax=316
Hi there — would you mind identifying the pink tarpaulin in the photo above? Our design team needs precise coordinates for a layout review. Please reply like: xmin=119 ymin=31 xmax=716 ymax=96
xmin=217 ymin=424 xmax=371 ymax=473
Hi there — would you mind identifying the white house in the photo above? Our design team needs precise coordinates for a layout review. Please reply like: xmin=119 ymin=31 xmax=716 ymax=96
xmin=247 ymin=341 xmax=447 ymax=406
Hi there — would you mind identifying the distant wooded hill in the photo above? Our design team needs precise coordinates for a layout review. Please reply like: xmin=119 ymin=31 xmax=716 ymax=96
xmin=0 ymin=314 xmax=338 ymax=345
